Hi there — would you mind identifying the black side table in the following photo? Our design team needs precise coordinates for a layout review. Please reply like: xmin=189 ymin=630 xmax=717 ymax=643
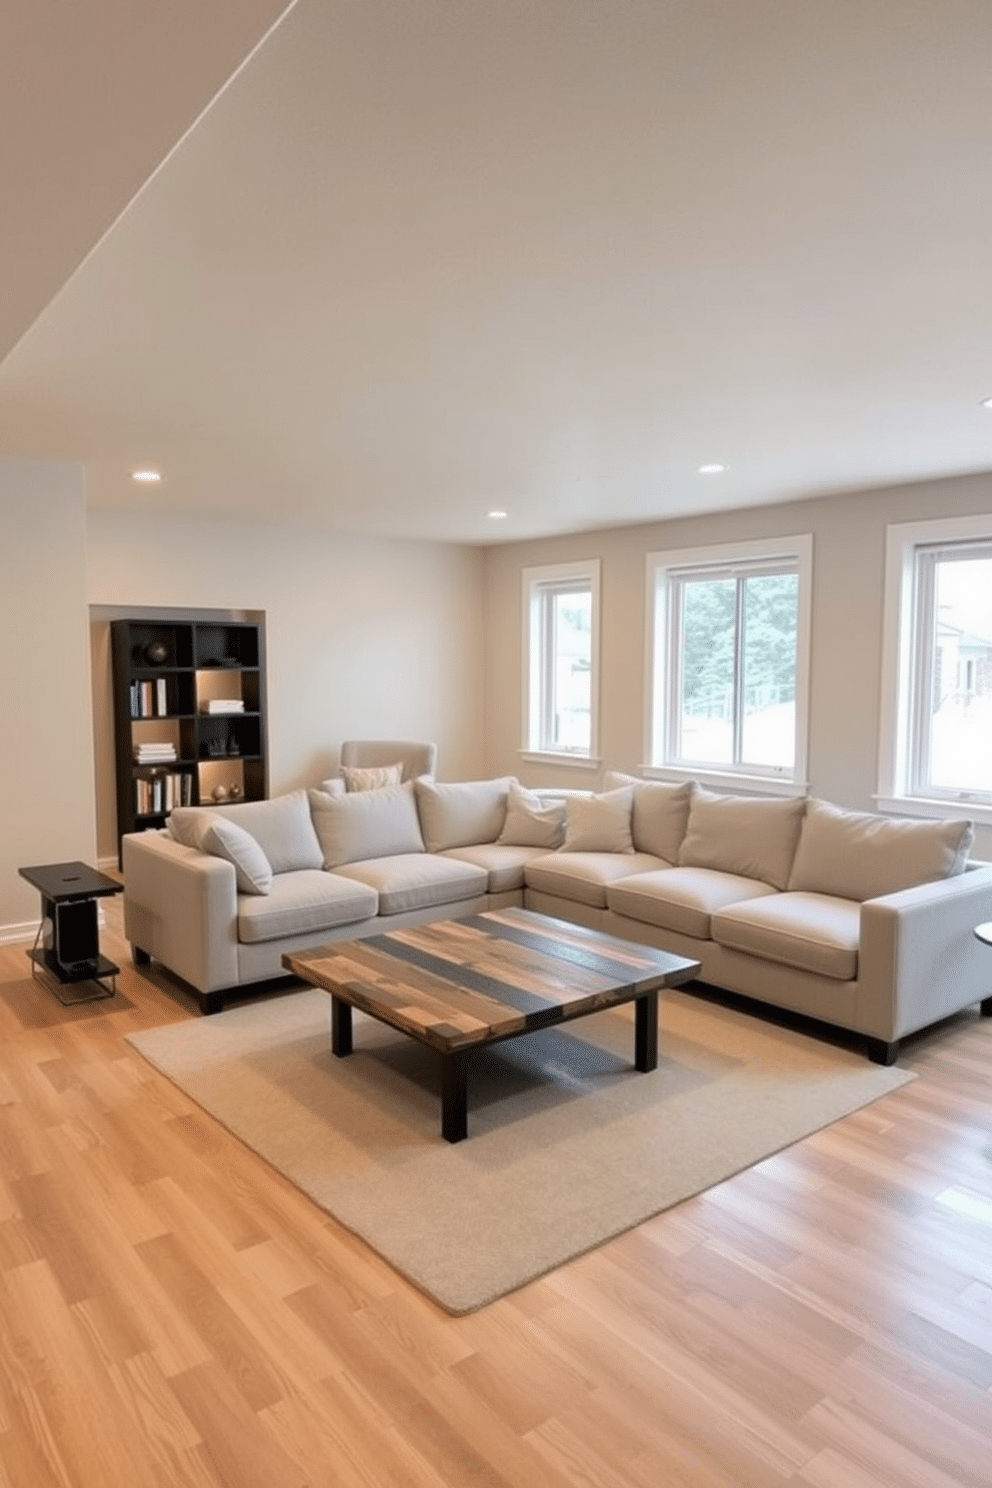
xmin=18 ymin=861 xmax=123 ymax=1004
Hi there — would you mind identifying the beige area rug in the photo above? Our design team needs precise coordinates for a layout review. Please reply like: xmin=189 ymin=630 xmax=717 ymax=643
xmin=127 ymin=989 xmax=913 ymax=1314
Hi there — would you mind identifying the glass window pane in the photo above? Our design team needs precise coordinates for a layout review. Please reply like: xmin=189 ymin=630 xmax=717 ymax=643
xmin=549 ymin=588 xmax=591 ymax=750
xmin=677 ymin=577 xmax=735 ymax=764
xmin=924 ymin=555 xmax=992 ymax=793
xmin=741 ymin=572 xmax=798 ymax=768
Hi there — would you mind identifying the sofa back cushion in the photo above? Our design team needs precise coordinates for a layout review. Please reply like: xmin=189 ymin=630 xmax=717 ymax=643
xmin=787 ymin=798 xmax=974 ymax=901
xmin=309 ymin=782 xmax=425 ymax=868
xmin=678 ymin=789 xmax=806 ymax=889
xmin=563 ymin=786 xmax=635 ymax=853
xmin=209 ymin=790 xmax=324 ymax=873
xmin=498 ymin=781 xmax=567 ymax=849
xmin=604 ymin=771 xmax=696 ymax=862
xmin=413 ymin=777 xmax=513 ymax=852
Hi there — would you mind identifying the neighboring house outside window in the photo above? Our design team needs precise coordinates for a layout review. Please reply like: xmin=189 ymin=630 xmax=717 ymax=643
xmin=646 ymin=535 xmax=812 ymax=793
xmin=522 ymin=559 xmax=600 ymax=763
xmin=879 ymin=515 xmax=992 ymax=822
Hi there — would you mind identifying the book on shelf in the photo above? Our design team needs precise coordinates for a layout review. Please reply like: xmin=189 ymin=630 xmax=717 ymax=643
xmin=199 ymin=699 xmax=245 ymax=714
xmin=135 ymin=770 xmax=192 ymax=815
xmin=130 ymin=678 xmax=169 ymax=718
xmin=134 ymin=745 xmax=177 ymax=764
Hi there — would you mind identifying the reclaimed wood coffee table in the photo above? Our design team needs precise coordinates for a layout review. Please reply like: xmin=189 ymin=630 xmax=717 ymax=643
xmin=283 ymin=907 xmax=700 ymax=1142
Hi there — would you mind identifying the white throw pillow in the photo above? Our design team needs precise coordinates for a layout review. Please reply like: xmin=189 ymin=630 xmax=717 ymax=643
xmin=413 ymin=776 xmax=513 ymax=851
xmin=341 ymin=762 xmax=403 ymax=792
xmin=498 ymin=782 xmax=567 ymax=849
xmin=308 ymin=782 xmax=425 ymax=868
xmin=787 ymin=798 xmax=974 ymax=901
xmin=562 ymin=787 xmax=635 ymax=853
xmin=168 ymin=807 xmax=213 ymax=848
xmin=317 ymin=777 xmax=347 ymax=798
xmin=197 ymin=816 xmax=273 ymax=895
xmin=678 ymin=789 xmax=806 ymax=890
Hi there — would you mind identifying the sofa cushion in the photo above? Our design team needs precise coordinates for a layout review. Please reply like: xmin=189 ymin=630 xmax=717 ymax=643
xmin=607 ymin=867 xmax=778 ymax=939
xmin=787 ymin=798 xmax=974 ymax=901
xmin=198 ymin=817 xmax=273 ymax=895
xmin=413 ymin=776 xmax=512 ymax=852
xmin=332 ymin=853 xmax=487 ymax=915
xmin=309 ymin=783 xmax=425 ymax=868
xmin=524 ymin=850 xmax=666 ymax=909
xmin=170 ymin=791 xmax=324 ymax=873
xmin=497 ymin=781 xmax=567 ymax=849
xmin=237 ymin=870 xmax=378 ymax=944
xmin=341 ymin=762 xmax=403 ymax=792
xmin=605 ymin=772 xmax=697 ymax=863
xmin=563 ymin=787 xmax=635 ymax=853
xmin=439 ymin=842 xmax=548 ymax=894
xmin=678 ymin=790 xmax=806 ymax=890
xmin=711 ymin=892 xmax=861 ymax=981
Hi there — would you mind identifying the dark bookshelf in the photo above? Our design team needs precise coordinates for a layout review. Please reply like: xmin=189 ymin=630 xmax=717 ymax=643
xmin=110 ymin=615 xmax=267 ymax=865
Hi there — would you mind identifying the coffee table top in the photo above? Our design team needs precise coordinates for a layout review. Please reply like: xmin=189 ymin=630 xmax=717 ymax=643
xmin=283 ymin=907 xmax=700 ymax=1053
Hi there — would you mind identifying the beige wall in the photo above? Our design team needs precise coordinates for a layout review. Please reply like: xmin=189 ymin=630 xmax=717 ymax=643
xmin=482 ymin=469 xmax=992 ymax=859
xmin=86 ymin=511 xmax=485 ymax=865
xmin=0 ymin=459 xmax=97 ymax=934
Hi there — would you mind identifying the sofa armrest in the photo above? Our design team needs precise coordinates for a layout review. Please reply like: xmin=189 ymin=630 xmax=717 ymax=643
xmin=122 ymin=831 xmax=241 ymax=995
xmin=857 ymin=862 xmax=992 ymax=1042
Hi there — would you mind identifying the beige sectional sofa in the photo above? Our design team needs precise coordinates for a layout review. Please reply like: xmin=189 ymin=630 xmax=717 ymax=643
xmin=121 ymin=771 xmax=992 ymax=1063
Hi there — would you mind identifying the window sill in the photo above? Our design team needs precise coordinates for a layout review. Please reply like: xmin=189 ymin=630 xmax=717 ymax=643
xmin=874 ymin=793 xmax=992 ymax=826
xmin=518 ymin=751 xmax=601 ymax=771
xmin=643 ymin=765 xmax=808 ymax=797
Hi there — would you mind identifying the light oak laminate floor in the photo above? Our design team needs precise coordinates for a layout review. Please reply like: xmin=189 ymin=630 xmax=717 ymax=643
xmin=1 ymin=899 xmax=990 ymax=1487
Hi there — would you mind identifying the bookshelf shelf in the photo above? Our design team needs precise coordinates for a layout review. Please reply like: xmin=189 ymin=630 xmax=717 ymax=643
xmin=110 ymin=616 xmax=267 ymax=865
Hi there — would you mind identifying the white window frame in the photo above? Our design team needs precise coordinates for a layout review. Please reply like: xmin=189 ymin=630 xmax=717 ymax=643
xmin=878 ymin=513 xmax=992 ymax=824
xmin=521 ymin=559 xmax=601 ymax=767
xmin=644 ymin=535 xmax=812 ymax=795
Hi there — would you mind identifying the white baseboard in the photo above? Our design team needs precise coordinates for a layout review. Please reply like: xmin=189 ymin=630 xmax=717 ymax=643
xmin=1 ymin=920 xmax=39 ymax=946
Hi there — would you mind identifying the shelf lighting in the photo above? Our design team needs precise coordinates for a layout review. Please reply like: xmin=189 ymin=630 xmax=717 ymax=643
xmin=132 ymin=470 xmax=162 ymax=483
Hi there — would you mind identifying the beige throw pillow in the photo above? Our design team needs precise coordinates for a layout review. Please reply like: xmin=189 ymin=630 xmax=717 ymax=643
xmin=498 ymin=782 xmax=567 ymax=849
xmin=562 ymin=787 xmax=635 ymax=853
xmin=603 ymin=772 xmax=697 ymax=863
xmin=787 ymin=798 xmax=974 ymax=901
xmin=308 ymin=782 xmax=425 ymax=868
xmin=678 ymin=789 xmax=807 ymax=889
xmin=341 ymin=762 xmax=403 ymax=792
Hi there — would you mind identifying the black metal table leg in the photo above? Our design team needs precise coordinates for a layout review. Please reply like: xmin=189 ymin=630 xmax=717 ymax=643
xmin=441 ymin=1051 xmax=468 ymax=1142
xmin=331 ymin=996 xmax=353 ymax=1056
xmin=634 ymin=990 xmax=658 ymax=1071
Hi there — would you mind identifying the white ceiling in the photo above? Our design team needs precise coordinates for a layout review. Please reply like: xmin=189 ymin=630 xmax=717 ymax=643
xmin=2 ymin=0 xmax=992 ymax=546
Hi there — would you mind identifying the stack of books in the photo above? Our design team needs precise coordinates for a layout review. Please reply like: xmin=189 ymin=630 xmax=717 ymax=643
xmin=134 ymin=742 xmax=177 ymax=764
xmin=199 ymin=699 xmax=245 ymax=715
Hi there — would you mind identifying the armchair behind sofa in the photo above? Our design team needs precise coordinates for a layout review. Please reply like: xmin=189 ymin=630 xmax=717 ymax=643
xmin=339 ymin=739 xmax=437 ymax=781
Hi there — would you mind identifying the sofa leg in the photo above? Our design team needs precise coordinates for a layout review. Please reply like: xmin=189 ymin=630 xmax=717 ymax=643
xmin=981 ymin=997 xmax=992 ymax=1017
xmin=132 ymin=945 xmax=151 ymax=966
xmin=198 ymin=991 xmax=224 ymax=1016
xmin=866 ymin=1037 xmax=899 ymax=1066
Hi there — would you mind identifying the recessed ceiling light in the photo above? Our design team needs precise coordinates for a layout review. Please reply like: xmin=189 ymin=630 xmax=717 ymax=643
xmin=697 ymin=463 xmax=727 ymax=475
xmin=981 ymin=397 xmax=992 ymax=410
xmin=487 ymin=509 xmax=508 ymax=520
xmin=132 ymin=469 xmax=162 ymax=483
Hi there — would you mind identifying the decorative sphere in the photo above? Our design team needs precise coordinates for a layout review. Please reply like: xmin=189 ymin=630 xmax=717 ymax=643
xmin=144 ymin=641 xmax=168 ymax=665
xmin=228 ymin=784 xmax=242 ymax=800
xmin=211 ymin=785 xmax=229 ymax=802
